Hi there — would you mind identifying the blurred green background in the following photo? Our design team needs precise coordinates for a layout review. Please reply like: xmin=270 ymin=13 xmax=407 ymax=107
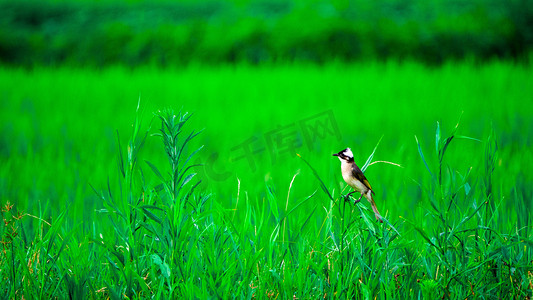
xmin=1 ymin=0 xmax=533 ymax=298
xmin=2 ymin=0 xmax=532 ymax=217
xmin=1 ymin=0 xmax=533 ymax=67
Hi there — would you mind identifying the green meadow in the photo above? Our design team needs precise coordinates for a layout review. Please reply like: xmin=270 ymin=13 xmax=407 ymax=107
xmin=1 ymin=61 xmax=532 ymax=298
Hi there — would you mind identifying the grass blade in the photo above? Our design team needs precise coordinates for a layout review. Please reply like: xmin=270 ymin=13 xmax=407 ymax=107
xmin=415 ymin=135 xmax=436 ymax=182
xmin=297 ymin=153 xmax=334 ymax=201
xmin=362 ymin=136 xmax=383 ymax=172
xmin=145 ymin=160 xmax=165 ymax=183
xmin=116 ymin=130 xmax=125 ymax=178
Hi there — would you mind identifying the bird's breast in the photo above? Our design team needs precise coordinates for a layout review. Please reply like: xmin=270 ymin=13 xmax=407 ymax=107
xmin=340 ymin=162 xmax=369 ymax=193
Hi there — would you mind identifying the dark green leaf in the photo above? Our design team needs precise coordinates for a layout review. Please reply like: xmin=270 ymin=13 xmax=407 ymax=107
xmin=145 ymin=160 xmax=165 ymax=183
xmin=116 ymin=130 xmax=125 ymax=178
xmin=297 ymin=153 xmax=334 ymax=201
xmin=415 ymin=136 xmax=436 ymax=182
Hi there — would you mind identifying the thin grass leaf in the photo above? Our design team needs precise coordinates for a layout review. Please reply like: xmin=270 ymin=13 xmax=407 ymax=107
xmin=132 ymin=97 xmax=142 ymax=141
xmin=116 ymin=130 xmax=125 ymax=178
xmin=140 ymin=205 xmax=164 ymax=224
xmin=184 ymin=181 xmax=202 ymax=210
xmin=266 ymin=184 xmax=279 ymax=221
xmin=175 ymin=164 xmax=202 ymax=194
xmin=297 ymin=153 xmax=334 ymax=201
xmin=107 ymin=215 xmax=127 ymax=244
xmin=357 ymin=205 xmax=376 ymax=235
xmin=176 ymin=130 xmax=203 ymax=166
xmin=439 ymin=136 xmax=454 ymax=162
xmin=49 ymin=275 xmax=65 ymax=300
xmin=106 ymin=178 xmax=115 ymax=206
xmin=291 ymin=205 xmax=318 ymax=241
xmin=401 ymin=217 xmax=442 ymax=254
xmin=453 ymin=112 xmax=463 ymax=135
xmin=381 ymin=217 xmax=401 ymax=236
xmin=131 ymin=121 xmax=152 ymax=163
xmin=49 ymin=220 xmax=75 ymax=265
xmin=362 ymin=135 xmax=383 ymax=172
xmin=180 ymin=173 xmax=196 ymax=190
xmin=178 ymin=145 xmax=204 ymax=175
xmin=436 ymin=121 xmax=441 ymax=154
xmin=455 ymin=200 xmax=488 ymax=229
xmin=89 ymin=183 xmax=106 ymax=203
xmin=145 ymin=160 xmax=165 ymax=183
xmin=415 ymin=135 xmax=436 ymax=182
xmin=286 ymin=191 xmax=317 ymax=217
xmin=455 ymin=135 xmax=482 ymax=142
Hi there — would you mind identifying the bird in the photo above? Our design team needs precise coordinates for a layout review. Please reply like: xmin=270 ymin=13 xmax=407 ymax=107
xmin=333 ymin=148 xmax=383 ymax=223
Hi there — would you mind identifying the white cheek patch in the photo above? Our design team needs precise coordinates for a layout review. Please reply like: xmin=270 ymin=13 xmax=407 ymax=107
xmin=343 ymin=148 xmax=354 ymax=158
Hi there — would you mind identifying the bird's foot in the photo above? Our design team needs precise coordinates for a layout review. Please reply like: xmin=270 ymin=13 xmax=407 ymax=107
xmin=343 ymin=194 xmax=351 ymax=202
xmin=353 ymin=194 xmax=363 ymax=205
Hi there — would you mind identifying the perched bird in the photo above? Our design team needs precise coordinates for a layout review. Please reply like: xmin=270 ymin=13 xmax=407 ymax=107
xmin=333 ymin=148 xmax=383 ymax=223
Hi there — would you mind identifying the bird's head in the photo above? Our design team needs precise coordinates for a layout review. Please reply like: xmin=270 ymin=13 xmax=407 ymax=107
xmin=333 ymin=148 xmax=354 ymax=163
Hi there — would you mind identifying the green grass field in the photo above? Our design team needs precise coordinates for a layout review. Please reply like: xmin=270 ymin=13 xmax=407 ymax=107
xmin=1 ymin=61 xmax=532 ymax=298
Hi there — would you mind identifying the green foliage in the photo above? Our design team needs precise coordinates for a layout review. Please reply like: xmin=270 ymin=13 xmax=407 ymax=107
xmin=1 ymin=0 xmax=533 ymax=67
xmin=408 ymin=121 xmax=532 ymax=298
xmin=0 ymin=61 xmax=532 ymax=298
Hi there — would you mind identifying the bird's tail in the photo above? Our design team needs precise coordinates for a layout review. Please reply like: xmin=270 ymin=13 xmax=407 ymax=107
xmin=363 ymin=191 xmax=383 ymax=223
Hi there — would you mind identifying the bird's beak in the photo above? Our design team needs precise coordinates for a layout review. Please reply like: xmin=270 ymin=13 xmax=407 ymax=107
xmin=332 ymin=153 xmax=339 ymax=157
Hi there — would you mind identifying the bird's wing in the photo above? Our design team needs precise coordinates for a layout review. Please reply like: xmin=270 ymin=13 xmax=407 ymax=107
xmin=352 ymin=164 xmax=373 ymax=191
